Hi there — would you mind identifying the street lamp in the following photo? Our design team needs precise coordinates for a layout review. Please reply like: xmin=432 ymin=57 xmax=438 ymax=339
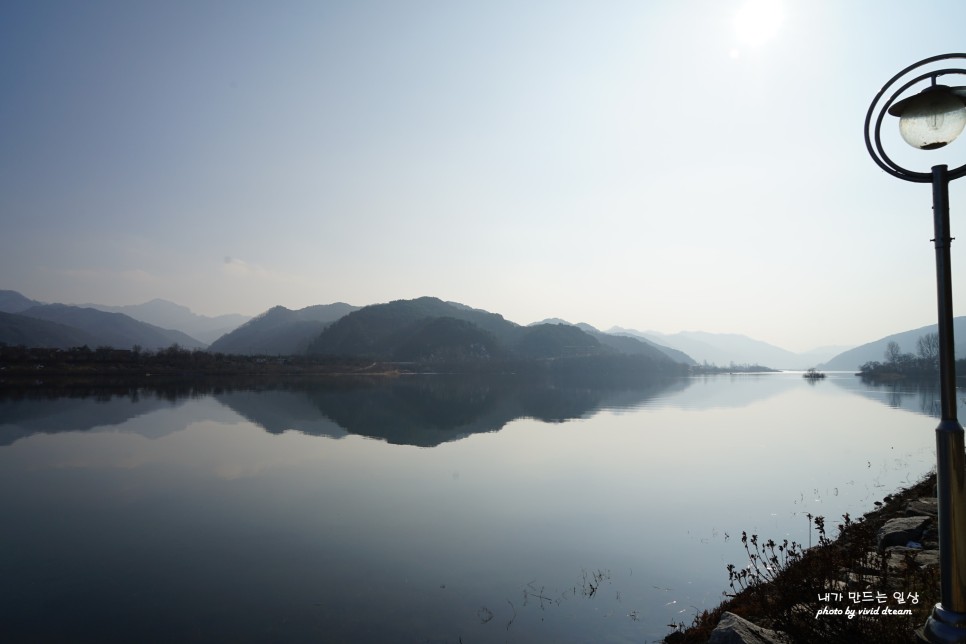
xmin=866 ymin=53 xmax=966 ymax=643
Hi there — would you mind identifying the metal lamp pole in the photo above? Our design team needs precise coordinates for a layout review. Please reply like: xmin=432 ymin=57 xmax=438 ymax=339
xmin=865 ymin=54 xmax=966 ymax=643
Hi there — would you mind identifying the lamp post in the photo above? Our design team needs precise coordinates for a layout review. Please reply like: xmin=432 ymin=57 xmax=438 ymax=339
xmin=865 ymin=53 xmax=966 ymax=643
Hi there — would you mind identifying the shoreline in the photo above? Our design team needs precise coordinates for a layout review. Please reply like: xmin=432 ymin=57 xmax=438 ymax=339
xmin=666 ymin=470 xmax=940 ymax=642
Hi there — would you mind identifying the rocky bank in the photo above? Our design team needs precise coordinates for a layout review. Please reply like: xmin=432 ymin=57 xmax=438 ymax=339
xmin=666 ymin=472 xmax=940 ymax=643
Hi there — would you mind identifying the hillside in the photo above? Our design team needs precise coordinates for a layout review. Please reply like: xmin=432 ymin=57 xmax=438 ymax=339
xmin=0 ymin=290 xmax=44 ymax=314
xmin=531 ymin=318 xmax=696 ymax=364
xmin=821 ymin=318 xmax=966 ymax=371
xmin=208 ymin=303 xmax=359 ymax=355
xmin=306 ymin=297 xmax=681 ymax=371
xmin=0 ymin=311 xmax=99 ymax=349
xmin=19 ymin=304 xmax=205 ymax=350
xmin=514 ymin=323 xmax=603 ymax=358
xmin=307 ymin=297 xmax=518 ymax=357
xmin=389 ymin=316 xmax=502 ymax=362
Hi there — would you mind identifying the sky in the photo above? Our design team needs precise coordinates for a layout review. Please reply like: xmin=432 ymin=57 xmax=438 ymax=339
xmin=4 ymin=1 xmax=966 ymax=353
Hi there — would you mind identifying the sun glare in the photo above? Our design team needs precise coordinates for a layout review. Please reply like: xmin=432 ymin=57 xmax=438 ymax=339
xmin=733 ymin=0 xmax=783 ymax=49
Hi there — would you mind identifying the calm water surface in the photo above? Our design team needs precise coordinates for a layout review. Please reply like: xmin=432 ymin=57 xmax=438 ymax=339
xmin=0 ymin=372 xmax=948 ymax=642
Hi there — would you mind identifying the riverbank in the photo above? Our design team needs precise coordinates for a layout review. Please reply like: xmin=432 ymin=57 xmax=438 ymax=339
xmin=666 ymin=471 xmax=940 ymax=643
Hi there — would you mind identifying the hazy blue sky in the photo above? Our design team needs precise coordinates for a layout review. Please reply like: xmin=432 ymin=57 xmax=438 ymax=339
xmin=4 ymin=0 xmax=966 ymax=352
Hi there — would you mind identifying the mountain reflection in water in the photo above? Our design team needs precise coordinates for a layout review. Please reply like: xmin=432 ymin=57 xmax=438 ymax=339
xmin=0 ymin=373 xmax=691 ymax=448
xmin=2 ymin=372 xmax=953 ymax=450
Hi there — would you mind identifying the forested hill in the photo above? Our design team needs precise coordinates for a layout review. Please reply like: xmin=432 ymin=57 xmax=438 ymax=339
xmin=305 ymin=296 xmax=683 ymax=370
xmin=209 ymin=303 xmax=359 ymax=355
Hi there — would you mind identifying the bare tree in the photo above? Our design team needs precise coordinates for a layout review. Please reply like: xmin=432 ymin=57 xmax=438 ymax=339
xmin=917 ymin=332 xmax=940 ymax=369
xmin=885 ymin=341 xmax=903 ymax=366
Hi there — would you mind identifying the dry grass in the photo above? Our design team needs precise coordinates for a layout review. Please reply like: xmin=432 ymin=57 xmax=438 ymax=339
xmin=666 ymin=473 xmax=939 ymax=643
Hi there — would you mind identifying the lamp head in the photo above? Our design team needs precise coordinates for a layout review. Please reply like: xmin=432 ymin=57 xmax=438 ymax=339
xmin=888 ymin=83 xmax=966 ymax=150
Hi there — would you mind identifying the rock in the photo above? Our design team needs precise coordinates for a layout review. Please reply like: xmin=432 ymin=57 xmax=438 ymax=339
xmin=921 ymin=525 xmax=939 ymax=550
xmin=844 ymin=571 xmax=881 ymax=588
xmin=915 ymin=549 xmax=940 ymax=569
xmin=876 ymin=516 xmax=931 ymax=551
xmin=906 ymin=497 xmax=937 ymax=518
xmin=884 ymin=546 xmax=918 ymax=574
xmin=887 ymin=545 xmax=940 ymax=570
xmin=709 ymin=612 xmax=792 ymax=644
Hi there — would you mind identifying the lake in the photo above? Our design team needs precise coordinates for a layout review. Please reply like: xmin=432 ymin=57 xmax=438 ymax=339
xmin=0 ymin=371 xmax=947 ymax=643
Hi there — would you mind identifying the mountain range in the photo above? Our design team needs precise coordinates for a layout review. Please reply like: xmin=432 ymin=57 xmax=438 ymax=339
xmin=3 ymin=287 xmax=947 ymax=371
xmin=84 ymin=299 xmax=250 ymax=344
xmin=0 ymin=291 xmax=206 ymax=351
xmin=609 ymin=328 xmax=849 ymax=370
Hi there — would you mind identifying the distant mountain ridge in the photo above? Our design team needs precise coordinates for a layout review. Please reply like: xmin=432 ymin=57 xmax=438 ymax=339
xmin=209 ymin=303 xmax=359 ymax=355
xmin=608 ymin=328 xmax=846 ymax=370
xmin=0 ymin=290 xmax=211 ymax=350
xmin=0 ymin=310 xmax=98 ymax=349
xmin=87 ymin=299 xmax=250 ymax=344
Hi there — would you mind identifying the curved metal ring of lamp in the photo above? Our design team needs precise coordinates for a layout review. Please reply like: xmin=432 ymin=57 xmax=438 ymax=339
xmin=864 ymin=53 xmax=966 ymax=183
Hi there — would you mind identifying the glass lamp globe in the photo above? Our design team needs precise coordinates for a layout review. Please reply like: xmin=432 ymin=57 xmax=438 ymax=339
xmin=890 ymin=85 xmax=966 ymax=150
